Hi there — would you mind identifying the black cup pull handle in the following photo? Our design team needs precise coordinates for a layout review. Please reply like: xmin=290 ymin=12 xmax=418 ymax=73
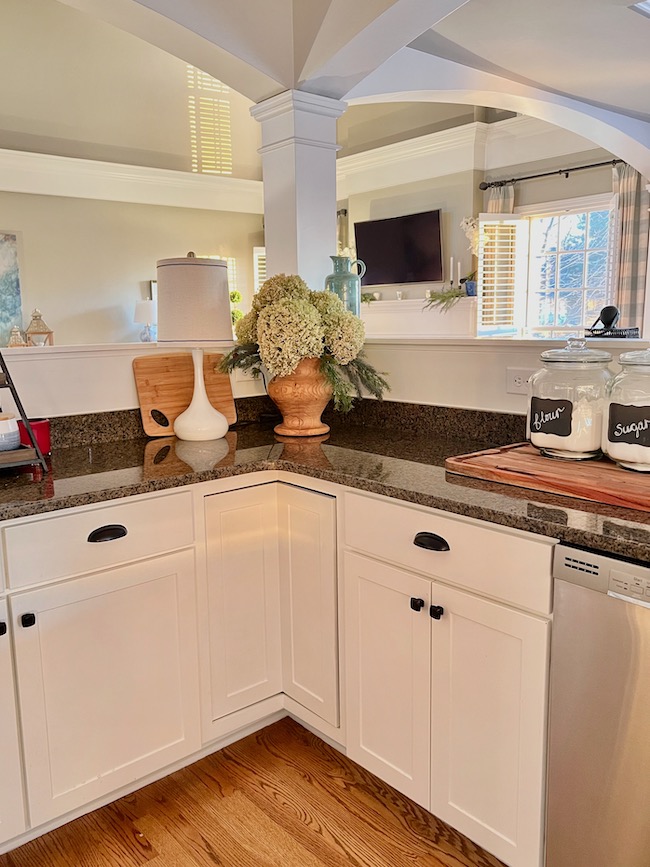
xmin=21 ymin=613 xmax=36 ymax=628
xmin=87 ymin=524 xmax=128 ymax=543
xmin=413 ymin=532 xmax=450 ymax=552
xmin=0 ymin=621 xmax=6 ymax=636
xmin=430 ymin=605 xmax=445 ymax=620
xmin=410 ymin=597 xmax=425 ymax=612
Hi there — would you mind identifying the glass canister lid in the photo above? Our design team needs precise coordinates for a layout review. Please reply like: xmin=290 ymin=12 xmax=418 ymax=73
xmin=619 ymin=349 xmax=650 ymax=366
xmin=540 ymin=338 xmax=612 ymax=364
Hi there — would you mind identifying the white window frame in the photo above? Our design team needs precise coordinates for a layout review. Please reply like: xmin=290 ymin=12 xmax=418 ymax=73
xmin=478 ymin=193 xmax=618 ymax=338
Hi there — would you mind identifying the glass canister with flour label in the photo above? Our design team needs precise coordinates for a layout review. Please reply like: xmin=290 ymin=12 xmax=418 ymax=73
xmin=528 ymin=338 xmax=612 ymax=460
xmin=604 ymin=349 xmax=650 ymax=471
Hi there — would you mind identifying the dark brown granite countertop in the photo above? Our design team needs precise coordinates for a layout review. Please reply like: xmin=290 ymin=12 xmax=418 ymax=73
xmin=0 ymin=413 xmax=649 ymax=562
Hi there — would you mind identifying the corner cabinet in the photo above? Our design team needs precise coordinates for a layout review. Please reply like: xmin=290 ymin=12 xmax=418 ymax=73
xmin=343 ymin=492 xmax=554 ymax=867
xmin=200 ymin=481 xmax=338 ymax=739
xmin=0 ymin=598 xmax=26 ymax=845
xmin=11 ymin=550 xmax=201 ymax=827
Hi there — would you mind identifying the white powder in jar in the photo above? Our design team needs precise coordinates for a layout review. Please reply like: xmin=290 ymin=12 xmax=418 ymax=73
xmin=530 ymin=397 xmax=604 ymax=454
xmin=604 ymin=400 xmax=650 ymax=470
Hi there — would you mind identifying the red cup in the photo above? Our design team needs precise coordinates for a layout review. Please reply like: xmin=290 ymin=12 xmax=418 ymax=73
xmin=18 ymin=418 xmax=51 ymax=455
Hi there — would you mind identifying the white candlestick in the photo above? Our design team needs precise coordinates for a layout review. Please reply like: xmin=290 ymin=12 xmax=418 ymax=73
xmin=450 ymin=256 xmax=454 ymax=284
xmin=457 ymin=261 xmax=461 ymax=286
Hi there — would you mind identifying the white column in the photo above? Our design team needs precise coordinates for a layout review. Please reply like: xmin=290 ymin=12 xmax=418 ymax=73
xmin=251 ymin=90 xmax=346 ymax=291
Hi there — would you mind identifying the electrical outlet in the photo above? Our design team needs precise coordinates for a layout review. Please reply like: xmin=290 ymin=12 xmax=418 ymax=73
xmin=506 ymin=367 xmax=536 ymax=395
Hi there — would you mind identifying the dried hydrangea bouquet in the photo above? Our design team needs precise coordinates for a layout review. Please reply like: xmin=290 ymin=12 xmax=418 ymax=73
xmin=220 ymin=274 xmax=388 ymax=436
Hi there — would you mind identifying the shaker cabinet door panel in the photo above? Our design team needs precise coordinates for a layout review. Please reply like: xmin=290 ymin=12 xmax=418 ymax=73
xmin=277 ymin=484 xmax=338 ymax=726
xmin=429 ymin=583 xmax=549 ymax=867
xmin=11 ymin=551 xmax=200 ymax=827
xmin=0 ymin=598 xmax=26 ymax=845
xmin=204 ymin=486 xmax=282 ymax=723
xmin=344 ymin=552 xmax=431 ymax=808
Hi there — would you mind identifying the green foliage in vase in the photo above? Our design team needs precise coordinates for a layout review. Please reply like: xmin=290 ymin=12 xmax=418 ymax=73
xmin=219 ymin=273 xmax=389 ymax=411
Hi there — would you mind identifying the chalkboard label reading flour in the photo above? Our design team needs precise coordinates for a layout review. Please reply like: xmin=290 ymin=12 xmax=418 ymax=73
xmin=530 ymin=398 xmax=572 ymax=437
xmin=608 ymin=404 xmax=650 ymax=448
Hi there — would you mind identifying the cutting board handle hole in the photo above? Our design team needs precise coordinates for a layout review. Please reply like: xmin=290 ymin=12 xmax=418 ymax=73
xmin=153 ymin=444 xmax=171 ymax=464
xmin=150 ymin=409 xmax=170 ymax=428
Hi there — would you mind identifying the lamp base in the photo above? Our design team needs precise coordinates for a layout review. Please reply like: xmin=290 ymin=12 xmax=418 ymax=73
xmin=174 ymin=348 xmax=229 ymax=441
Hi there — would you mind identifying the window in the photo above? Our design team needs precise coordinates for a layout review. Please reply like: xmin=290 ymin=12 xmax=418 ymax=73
xmin=253 ymin=247 xmax=267 ymax=293
xmin=478 ymin=194 xmax=618 ymax=338
xmin=187 ymin=65 xmax=233 ymax=175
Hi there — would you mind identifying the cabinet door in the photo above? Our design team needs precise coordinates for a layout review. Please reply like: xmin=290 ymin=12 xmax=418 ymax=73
xmin=429 ymin=583 xmax=549 ymax=867
xmin=12 ymin=550 xmax=200 ymax=827
xmin=277 ymin=485 xmax=338 ymax=726
xmin=344 ymin=552 xmax=431 ymax=808
xmin=204 ymin=486 xmax=281 ymax=721
xmin=0 ymin=598 xmax=26 ymax=844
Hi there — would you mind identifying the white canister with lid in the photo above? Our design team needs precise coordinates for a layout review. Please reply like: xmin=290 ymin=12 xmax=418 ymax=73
xmin=527 ymin=338 xmax=613 ymax=460
xmin=604 ymin=349 xmax=650 ymax=471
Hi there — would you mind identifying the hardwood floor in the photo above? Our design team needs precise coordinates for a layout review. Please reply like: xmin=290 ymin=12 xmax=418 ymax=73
xmin=1 ymin=718 xmax=506 ymax=867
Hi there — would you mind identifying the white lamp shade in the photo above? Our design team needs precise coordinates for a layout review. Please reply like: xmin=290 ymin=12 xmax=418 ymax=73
xmin=134 ymin=299 xmax=156 ymax=325
xmin=156 ymin=257 xmax=232 ymax=342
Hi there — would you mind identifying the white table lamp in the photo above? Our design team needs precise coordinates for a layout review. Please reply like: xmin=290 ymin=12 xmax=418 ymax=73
xmin=134 ymin=299 xmax=156 ymax=342
xmin=156 ymin=254 xmax=231 ymax=441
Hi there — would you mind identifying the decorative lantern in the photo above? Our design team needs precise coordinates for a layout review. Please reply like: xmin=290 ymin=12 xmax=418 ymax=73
xmin=7 ymin=326 xmax=26 ymax=347
xmin=25 ymin=309 xmax=54 ymax=346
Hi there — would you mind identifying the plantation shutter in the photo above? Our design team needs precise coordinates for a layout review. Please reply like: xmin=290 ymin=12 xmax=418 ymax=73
xmin=187 ymin=66 xmax=233 ymax=176
xmin=477 ymin=214 xmax=529 ymax=336
xmin=253 ymin=247 xmax=267 ymax=293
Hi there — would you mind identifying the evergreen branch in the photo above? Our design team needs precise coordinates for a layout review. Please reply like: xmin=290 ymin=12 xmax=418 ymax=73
xmin=218 ymin=343 xmax=263 ymax=378
xmin=422 ymin=287 xmax=465 ymax=313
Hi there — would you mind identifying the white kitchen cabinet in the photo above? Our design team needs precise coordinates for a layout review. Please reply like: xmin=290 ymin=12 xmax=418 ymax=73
xmin=344 ymin=550 xmax=550 ymax=867
xmin=344 ymin=553 xmax=432 ymax=807
xmin=11 ymin=550 xmax=200 ymax=827
xmin=0 ymin=598 xmax=26 ymax=844
xmin=277 ymin=484 xmax=338 ymax=726
xmin=203 ymin=485 xmax=282 ymax=723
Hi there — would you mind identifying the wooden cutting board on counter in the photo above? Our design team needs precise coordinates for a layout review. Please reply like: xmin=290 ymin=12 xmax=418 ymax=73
xmin=133 ymin=353 xmax=236 ymax=437
xmin=445 ymin=442 xmax=650 ymax=512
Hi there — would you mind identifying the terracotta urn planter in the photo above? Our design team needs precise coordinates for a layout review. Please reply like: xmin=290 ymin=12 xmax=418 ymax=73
xmin=267 ymin=357 xmax=333 ymax=436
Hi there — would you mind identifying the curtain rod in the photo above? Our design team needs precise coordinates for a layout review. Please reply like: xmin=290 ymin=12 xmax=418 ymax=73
xmin=479 ymin=158 xmax=623 ymax=191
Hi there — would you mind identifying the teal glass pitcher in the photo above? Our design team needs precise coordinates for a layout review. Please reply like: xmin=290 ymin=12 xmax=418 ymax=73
xmin=324 ymin=255 xmax=366 ymax=317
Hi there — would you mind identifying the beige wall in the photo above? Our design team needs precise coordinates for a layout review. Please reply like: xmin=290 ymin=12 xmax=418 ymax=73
xmin=0 ymin=192 xmax=263 ymax=345
xmin=0 ymin=0 xmax=262 ymax=179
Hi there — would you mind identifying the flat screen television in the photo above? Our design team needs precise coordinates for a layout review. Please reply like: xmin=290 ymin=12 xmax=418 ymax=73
xmin=354 ymin=209 xmax=443 ymax=286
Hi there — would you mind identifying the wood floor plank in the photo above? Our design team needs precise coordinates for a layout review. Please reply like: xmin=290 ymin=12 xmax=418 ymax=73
xmin=1 ymin=717 xmax=506 ymax=867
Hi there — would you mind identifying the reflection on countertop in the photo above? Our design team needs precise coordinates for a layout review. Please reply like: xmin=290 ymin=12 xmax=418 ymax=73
xmin=0 ymin=419 xmax=648 ymax=562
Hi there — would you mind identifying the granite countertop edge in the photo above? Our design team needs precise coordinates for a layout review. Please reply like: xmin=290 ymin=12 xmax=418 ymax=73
xmin=2 ymin=456 xmax=648 ymax=562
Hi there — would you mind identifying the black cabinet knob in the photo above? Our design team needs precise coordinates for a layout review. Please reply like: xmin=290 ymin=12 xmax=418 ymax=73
xmin=0 ymin=621 xmax=6 ymax=636
xmin=21 ymin=613 xmax=36 ymax=628
xmin=430 ymin=605 xmax=445 ymax=620
xmin=87 ymin=524 xmax=128 ymax=543
xmin=413 ymin=532 xmax=450 ymax=552
xmin=410 ymin=597 xmax=425 ymax=612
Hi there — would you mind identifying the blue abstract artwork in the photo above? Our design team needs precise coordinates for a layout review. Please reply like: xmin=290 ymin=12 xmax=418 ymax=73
xmin=0 ymin=233 xmax=22 ymax=346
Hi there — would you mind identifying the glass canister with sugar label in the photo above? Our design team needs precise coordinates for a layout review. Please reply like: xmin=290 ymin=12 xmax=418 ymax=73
xmin=604 ymin=349 xmax=650 ymax=471
xmin=528 ymin=338 xmax=612 ymax=460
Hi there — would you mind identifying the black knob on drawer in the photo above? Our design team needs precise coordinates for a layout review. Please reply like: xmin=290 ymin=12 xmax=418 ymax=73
xmin=21 ymin=613 xmax=36 ymax=628
xmin=430 ymin=605 xmax=445 ymax=620
xmin=410 ymin=597 xmax=425 ymax=612
xmin=0 ymin=621 xmax=6 ymax=636
xmin=413 ymin=532 xmax=450 ymax=552
xmin=87 ymin=524 xmax=128 ymax=543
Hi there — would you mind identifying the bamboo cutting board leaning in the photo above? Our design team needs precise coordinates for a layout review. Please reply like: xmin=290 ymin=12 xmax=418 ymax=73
xmin=445 ymin=442 xmax=650 ymax=513
xmin=133 ymin=353 xmax=237 ymax=437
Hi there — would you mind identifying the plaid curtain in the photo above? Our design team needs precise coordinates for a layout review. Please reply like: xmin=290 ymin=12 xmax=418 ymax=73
xmin=486 ymin=184 xmax=515 ymax=213
xmin=613 ymin=164 xmax=649 ymax=328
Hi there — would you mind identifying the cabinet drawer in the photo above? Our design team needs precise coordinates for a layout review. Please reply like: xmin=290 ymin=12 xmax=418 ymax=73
xmin=4 ymin=491 xmax=195 ymax=589
xmin=343 ymin=492 xmax=554 ymax=614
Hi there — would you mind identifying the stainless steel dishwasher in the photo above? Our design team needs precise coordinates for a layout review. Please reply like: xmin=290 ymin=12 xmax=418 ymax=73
xmin=546 ymin=544 xmax=650 ymax=867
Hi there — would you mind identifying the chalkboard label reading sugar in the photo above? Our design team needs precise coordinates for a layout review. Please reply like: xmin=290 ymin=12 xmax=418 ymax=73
xmin=530 ymin=398 xmax=573 ymax=437
xmin=608 ymin=404 xmax=650 ymax=448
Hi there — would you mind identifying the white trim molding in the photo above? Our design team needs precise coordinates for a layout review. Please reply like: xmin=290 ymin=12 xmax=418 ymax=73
xmin=0 ymin=149 xmax=264 ymax=213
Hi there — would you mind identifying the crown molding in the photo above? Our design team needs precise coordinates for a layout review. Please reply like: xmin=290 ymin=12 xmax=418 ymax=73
xmin=0 ymin=149 xmax=264 ymax=213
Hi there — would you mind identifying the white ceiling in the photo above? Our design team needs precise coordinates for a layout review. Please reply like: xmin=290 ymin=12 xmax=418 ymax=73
xmin=57 ymin=0 xmax=650 ymax=125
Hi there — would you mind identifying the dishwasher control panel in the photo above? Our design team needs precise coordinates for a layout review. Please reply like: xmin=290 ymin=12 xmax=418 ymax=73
xmin=553 ymin=544 xmax=650 ymax=607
